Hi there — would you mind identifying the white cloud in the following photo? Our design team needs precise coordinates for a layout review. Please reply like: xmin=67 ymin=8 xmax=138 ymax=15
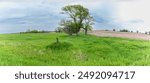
xmin=115 ymin=0 xmax=150 ymax=32
xmin=0 ymin=0 xmax=150 ymax=33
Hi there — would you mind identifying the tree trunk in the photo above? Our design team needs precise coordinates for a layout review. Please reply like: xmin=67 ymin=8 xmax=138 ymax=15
xmin=85 ymin=28 xmax=87 ymax=35
xmin=56 ymin=37 xmax=59 ymax=43
xmin=76 ymin=28 xmax=78 ymax=36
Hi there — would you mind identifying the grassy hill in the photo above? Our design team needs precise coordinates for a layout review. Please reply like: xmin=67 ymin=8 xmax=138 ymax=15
xmin=0 ymin=32 xmax=150 ymax=66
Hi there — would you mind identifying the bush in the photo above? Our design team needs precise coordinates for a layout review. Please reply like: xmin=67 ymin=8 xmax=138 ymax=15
xmin=46 ymin=42 xmax=73 ymax=50
xmin=63 ymin=26 xmax=78 ymax=35
xmin=105 ymin=29 xmax=109 ymax=31
xmin=55 ymin=27 xmax=63 ymax=33
xmin=136 ymin=30 xmax=139 ymax=33
xmin=113 ymin=29 xmax=116 ymax=31
xmin=39 ymin=30 xmax=49 ymax=33
xmin=120 ymin=29 xmax=129 ymax=32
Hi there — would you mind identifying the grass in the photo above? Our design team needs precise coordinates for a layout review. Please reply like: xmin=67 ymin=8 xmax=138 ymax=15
xmin=0 ymin=32 xmax=150 ymax=66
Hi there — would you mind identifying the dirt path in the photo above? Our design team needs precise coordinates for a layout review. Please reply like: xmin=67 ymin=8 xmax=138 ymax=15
xmin=89 ymin=30 xmax=150 ymax=41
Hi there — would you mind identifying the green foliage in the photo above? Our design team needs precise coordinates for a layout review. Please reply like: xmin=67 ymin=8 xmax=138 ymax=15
xmin=82 ymin=16 xmax=94 ymax=35
xmin=60 ymin=4 xmax=94 ymax=35
xmin=60 ymin=20 xmax=78 ymax=35
xmin=120 ymin=29 xmax=129 ymax=32
xmin=0 ymin=33 xmax=150 ymax=66
xmin=55 ymin=27 xmax=63 ymax=33
xmin=46 ymin=37 xmax=73 ymax=50
xmin=27 ymin=29 xmax=39 ymax=33
xmin=20 ymin=29 xmax=50 ymax=33
xmin=46 ymin=42 xmax=73 ymax=50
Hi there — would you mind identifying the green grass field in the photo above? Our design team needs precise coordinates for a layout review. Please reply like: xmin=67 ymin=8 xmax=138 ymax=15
xmin=0 ymin=32 xmax=150 ymax=66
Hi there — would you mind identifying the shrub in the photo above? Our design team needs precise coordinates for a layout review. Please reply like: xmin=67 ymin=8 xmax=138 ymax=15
xmin=120 ymin=29 xmax=129 ymax=32
xmin=113 ymin=29 xmax=116 ymax=31
xmin=55 ymin=27 xmax=63 ymax=33
xmin=63 ymin=26 xmax=78 ymax=35
xmin=136 ymin=30 xmax=139 ymax=33
xmin=46 ymin=38 xmax=73 ymax=50
xmin=46 ymin=42 xmax=73 ymax=50
xmin=105 ymin=29 xmax=109 ymax=31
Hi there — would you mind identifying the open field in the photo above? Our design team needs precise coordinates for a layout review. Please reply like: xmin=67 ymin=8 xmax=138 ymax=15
xmin=0 ymin=32 xmax=150 ymax=66
xmin=89 ymin=30 xmax=150 ymax=40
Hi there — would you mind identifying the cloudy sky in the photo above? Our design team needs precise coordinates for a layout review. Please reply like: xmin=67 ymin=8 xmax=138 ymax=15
xmin=0 ymin=0 xmax=150 ymax=33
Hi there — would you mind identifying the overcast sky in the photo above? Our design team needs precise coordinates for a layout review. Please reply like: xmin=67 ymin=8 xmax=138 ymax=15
xmin=0 ymin=0 xmax=150 ymax=33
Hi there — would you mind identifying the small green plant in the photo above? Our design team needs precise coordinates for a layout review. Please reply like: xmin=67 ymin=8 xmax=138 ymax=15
xmin=46 ymin=38 xmax=73 ymax=50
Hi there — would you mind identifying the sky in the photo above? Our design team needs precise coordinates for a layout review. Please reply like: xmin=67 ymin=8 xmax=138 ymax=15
xmin=0 ymin=0 xmax=150 ymax=33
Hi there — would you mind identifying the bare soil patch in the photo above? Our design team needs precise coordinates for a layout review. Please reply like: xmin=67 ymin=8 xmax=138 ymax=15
xmin=89 ymin=30 xmax=150 ymax=40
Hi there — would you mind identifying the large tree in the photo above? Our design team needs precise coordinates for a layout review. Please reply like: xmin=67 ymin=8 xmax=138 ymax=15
xmin=83 ymin=16 xmax=94 ymax=35
xmin=60 ymin=4 xmax=94 ymax=35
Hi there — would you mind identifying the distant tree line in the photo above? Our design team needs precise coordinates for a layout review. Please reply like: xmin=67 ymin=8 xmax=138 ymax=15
xmin=20 ymin=29 xmax=51 ymax=34
xmin=112 ymin=29 xmax=150 ymax=35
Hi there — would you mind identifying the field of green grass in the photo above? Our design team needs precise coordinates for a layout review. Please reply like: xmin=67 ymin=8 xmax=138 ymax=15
xmin=0 ymin=32 xmax=150 ymax=66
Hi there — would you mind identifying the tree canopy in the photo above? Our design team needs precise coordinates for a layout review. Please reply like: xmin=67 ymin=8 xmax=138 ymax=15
xmin=59 ymin=4 xmax=94 ymax=35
